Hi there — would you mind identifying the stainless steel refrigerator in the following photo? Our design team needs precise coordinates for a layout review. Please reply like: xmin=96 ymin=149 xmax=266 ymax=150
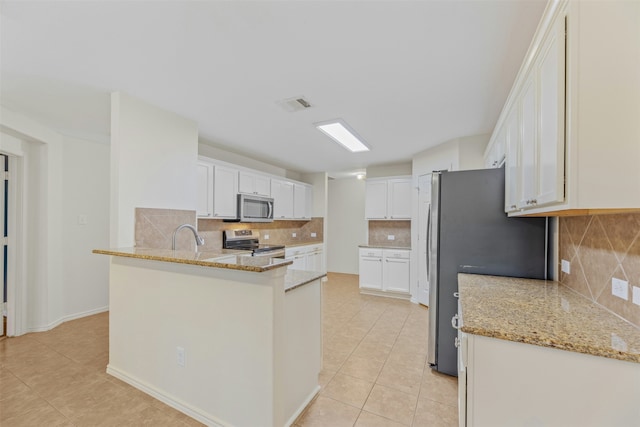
xmin=426 ymin=168 xmax=547 ymax=376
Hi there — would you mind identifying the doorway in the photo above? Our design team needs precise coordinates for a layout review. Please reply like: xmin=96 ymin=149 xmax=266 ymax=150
xmin=417 ymin=173 xmax=431 ymax=306
xmin=1 ymin=154 xmax=7 ymax=337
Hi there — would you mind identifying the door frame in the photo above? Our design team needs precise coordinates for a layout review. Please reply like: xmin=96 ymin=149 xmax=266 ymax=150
xmin=417 ymin=173 xmax=431 ymax=306
xmin=0 ymin=150 xmax=25 ymax=337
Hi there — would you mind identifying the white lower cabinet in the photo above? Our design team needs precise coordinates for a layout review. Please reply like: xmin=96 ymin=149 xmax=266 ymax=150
xmin=460 ymin=332 xmax=640 ymax=427
xmin=359 ymin=248 xmax=410 ymax=297
xmin=358 ymin=249 xmax=383 ymax=290
xmin=285 ymin=244 xmax=324 ymax=272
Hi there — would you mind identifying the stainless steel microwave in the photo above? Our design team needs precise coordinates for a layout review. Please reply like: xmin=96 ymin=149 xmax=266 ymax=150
xmin=237 ymin=194 xmax=274 ymax=222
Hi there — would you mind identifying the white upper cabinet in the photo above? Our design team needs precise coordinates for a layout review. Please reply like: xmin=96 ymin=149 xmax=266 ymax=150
xmin=365 ymin=177 xmax=411 ymax=220
xmin=365 ymin=180 xmax=388 ymax=219
xmin=493 ymin=0 xmax=640 ymax=216
xmin=238 ymin=171 xmax=271 ymax=197
xmin=271 ymin=179 xmax=294 ymax=219
xmin=504 ymin=109 xmax=520 ymax=213
xmin=484 ymin=130 xmax=506 ymax=169
xmin=536 ymin=18 xmax=565 ymax=207
xmin=198 ymin=156 xmax=315 ymax=222
xmin=293 ymin=183 xmax=312 ymax=219
xmin=196 ymin=160 xmax=214 ymax=217
xmin=213 ymin=165 xmax=238 ymax=219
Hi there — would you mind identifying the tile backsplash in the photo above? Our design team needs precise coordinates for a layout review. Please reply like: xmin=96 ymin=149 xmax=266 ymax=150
xmin=135 ymin=208 xmax=197 ymax=251
xmin=559 ymin=213 xmax=640 ymax=328
xmin=197 ymin=217 xmax=324 ymax=250
xmin=368 ymin=220 xmax=411 ymax=248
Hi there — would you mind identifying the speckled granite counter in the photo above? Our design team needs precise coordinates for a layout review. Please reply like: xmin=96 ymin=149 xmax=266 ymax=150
xmin=285 ymin=270 xmax=326 ymax=292
xmin=458 ymin=274 xmax=640 ymax=363
xmin=93 ymin=248 xmax=292 ymax=272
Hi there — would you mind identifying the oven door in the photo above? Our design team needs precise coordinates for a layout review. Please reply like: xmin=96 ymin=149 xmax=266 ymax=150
xmin=238 ymin=194 xmax=274 ymax=222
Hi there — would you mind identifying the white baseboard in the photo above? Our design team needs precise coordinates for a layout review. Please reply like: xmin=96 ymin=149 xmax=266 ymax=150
xmin=106 ymin=365 xmax=224 ymax=427
xmin=285 ymin=385 xmax=320 ymax=427
xmin=27 ymin=306 xmax=109 ymax=334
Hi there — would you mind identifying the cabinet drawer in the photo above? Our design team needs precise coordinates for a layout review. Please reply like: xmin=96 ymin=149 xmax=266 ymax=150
xmin=359 ymin=248 xmax=383 ymax=258
xmin=383 ymin=250 xmax=410 ymax=259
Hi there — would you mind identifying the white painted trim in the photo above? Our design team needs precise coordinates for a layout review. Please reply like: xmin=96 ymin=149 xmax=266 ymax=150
xmin=25 ymin=306 xmax=109 ymax=334
xmin=359 ymin=289 xmax=411 ymax=301
xmin=284 ymin=386 xmax=320 ymax=427
xmin=5 ymin=155 xmax=23 ymax=336
xmin=106 ymin=365 xmax=225 ymax=427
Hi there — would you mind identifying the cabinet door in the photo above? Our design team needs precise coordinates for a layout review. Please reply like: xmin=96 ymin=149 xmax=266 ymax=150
xmin=293 ymin=183 xmax=309 ymax=219
xmin=359 ymin=256 xmax=383 ymax=290
xmin=254 ymin=175 xmax=271 ymax=197
xmin=306 ymin=251 xmax=322 ymax=272
xmin=196 ymin=161 xmax=213 ymax=217
xmin=272 ymin=179 xmax=294 ymax=219
xmin=504 ymin=109 xmax=520 ymax=212
xmin=387 ymin=179 xmax=411 ymax=219
xmin=287 ymin=254 xmax=306 ymax=271
xmin=305 ymin=185 xmax=313 ymax=219
xmin=518 ymin=74 xmax=537 ymax=209
xmin=239 ymin=172 xmax=271 ymax=197
xmin=536 ymin=17 xmax=565 ymax=207
xmin=365 ymin=180 xmax=388 ymax=219
xmin=213 ymin=165 xmax=238 ymax=218
xmin=238 ymin=172 xmax=254 ymax=195
xmin=383 ymin=257 xmax=410 ymax=293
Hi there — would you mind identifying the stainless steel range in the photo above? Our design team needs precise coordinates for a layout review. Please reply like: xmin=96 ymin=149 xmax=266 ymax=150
xmin=222 ymin=229 xmax=285 ymax=258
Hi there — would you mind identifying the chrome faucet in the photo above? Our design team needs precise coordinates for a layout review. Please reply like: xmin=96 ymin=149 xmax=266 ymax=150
xmin=172 ymin=224 xmax=205 ymax=250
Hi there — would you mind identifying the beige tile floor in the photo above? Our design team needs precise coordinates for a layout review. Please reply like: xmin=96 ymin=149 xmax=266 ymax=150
xmin=294 ymin=273 xmax=458 ymax=427
xmin=0 ymin=272 xmax=457 ymax=426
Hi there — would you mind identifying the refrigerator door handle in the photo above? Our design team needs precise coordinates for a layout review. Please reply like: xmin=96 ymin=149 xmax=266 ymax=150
xmin=451 ymin=314 xmax=460 ymax=330
xmin=426 ymin=205 xmax=431 ymax=278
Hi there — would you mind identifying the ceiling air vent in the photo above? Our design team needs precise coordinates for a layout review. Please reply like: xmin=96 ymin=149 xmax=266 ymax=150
xmin=276 ymin=96 xmax=312 ymax=113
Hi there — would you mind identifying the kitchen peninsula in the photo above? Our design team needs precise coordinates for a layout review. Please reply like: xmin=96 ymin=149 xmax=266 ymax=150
xmin=93 ymin=248 xmax=324 ymax=427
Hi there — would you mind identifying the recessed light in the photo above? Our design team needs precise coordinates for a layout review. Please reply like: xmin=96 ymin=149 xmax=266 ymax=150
xmin=314 ymin=119 xmax=370 ymax=153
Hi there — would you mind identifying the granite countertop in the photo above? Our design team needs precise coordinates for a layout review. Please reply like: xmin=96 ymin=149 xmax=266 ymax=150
xmin=458 ymin=274 xmax=640 ymax=364
xmin=359 ymin=244 xmax=411 ymax=250
xmin=283 ymin=242 xmax=323 ymax=248
xmin=285 ymin=270 xmax=326 ymax=292
xmin=93 ymin=248 xmax=292 ymax=272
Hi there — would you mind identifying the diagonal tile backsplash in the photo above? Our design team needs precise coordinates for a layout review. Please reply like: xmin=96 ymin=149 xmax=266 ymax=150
xmin=559 ymin=213 xmax=640 ymax=328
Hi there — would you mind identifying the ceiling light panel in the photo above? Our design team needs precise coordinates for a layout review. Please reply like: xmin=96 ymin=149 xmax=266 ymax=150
xmin=315 ymin=119 xmax=370 ymax=153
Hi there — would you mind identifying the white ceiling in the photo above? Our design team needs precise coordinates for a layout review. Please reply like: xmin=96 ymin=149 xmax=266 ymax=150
xmin=0 ymin=0 xmax=546 ymax=176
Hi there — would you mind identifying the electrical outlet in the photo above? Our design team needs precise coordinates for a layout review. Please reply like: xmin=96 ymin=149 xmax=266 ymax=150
xmin=612 ymin=278 xmax=629 ymax=300
xmin=611 ymin=333 xmax=628 ymax=352
xmin=177 ymin=346 xmax=185 ymax=367
xmin=561 ymin=259 xmax=570 ymax=274
xmin=387 ymin=235 xmax=395 ymax=241
xmin=263 ymin=234 xmax=269 ymax=240
xmin=311 ymin=232 xmax=317 ymax=238
xmin=78 ymin=214 xmax=88 ymax=225
xmin=633 ymin=286 xmax=640 ymax=306
xmin=292 ymin=232 xmax=297 ymax=238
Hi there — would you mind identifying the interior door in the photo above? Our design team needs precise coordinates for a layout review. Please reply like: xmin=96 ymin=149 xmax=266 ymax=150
xmin=417 ymin=174 xmax=431 ymax=306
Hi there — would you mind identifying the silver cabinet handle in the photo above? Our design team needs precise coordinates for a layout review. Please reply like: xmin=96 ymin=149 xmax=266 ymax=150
xmin=455 ymin=336 xmax=460 ymax=348
xmin=453 ymin=292 xmax=459 ymax=298
xmin=451 ymin=314 xmax=460 ymax=330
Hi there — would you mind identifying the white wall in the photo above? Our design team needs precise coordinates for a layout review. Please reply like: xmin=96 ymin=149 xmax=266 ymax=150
xmin=366 ymin=162 xmax=412 ymax=178
xmin=62 ymin=137 xmax=110 ymax=316
xmin=111 ymin=92 xmax=198 ymax=247
xmin=327 ymin=178 xmax=366 ymax=274
xmin=1 ymin=107 xmax=111 ymax=334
